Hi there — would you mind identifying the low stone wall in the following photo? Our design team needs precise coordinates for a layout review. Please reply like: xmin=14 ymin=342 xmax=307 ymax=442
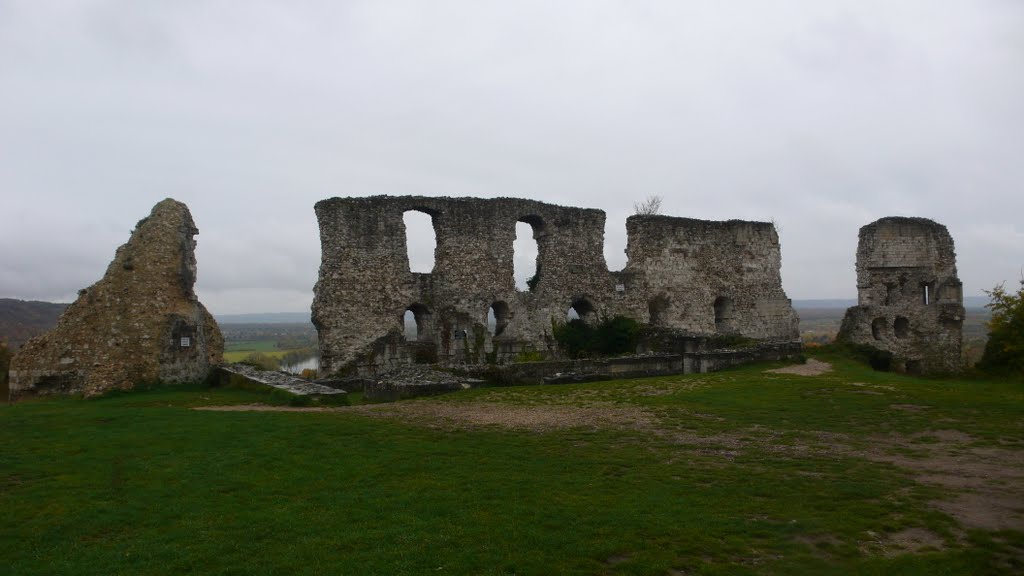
xmin=364 ymin=380 xmax=470 ymax=402
xmin=460 ymin=341 xmax=803 ymax=386
xmin=326 ymin=341 xmax=802 ymax=402
xmin=688 ymin=340 xmax=804 ymax=373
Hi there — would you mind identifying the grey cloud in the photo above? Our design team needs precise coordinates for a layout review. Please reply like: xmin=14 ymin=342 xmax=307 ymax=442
xmin=1 ymin=0 xmax=1021 ymax=313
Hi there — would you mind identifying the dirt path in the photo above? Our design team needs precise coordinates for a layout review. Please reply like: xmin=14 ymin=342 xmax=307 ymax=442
xmin=765 ymin=358 xmax=832 ymax=376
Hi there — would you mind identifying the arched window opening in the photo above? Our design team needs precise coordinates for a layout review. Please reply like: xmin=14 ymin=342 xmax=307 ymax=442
xmin=403 ymin=210 xmax=436 ymax=274
xmin=714 ymin=296 xmax=734 ymax=331
xmin=871 ymin=317 xmax=886 ymax=340
xmin=514 ymin=216 xmax=543 ymax=292
xmin=894 ymin=317 xmax=910 ymax=339
xmin=648 ymin=294 xmax=670 ymax=326
xmin=921 ymin=282 xmax=933 ymax=305
xmin=403 ymin=304 xmax=432 ymax=341
xmin=567 ymin=298 xmax=595 ymax=323
xmin=404 ymin=310 xmax=417 ymax=339
xmin=488 ymin=301 xmax=510 ymax=337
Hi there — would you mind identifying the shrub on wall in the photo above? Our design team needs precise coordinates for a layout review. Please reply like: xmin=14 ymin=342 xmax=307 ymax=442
xmin=0 ymin=342 xmax=11 ymax=386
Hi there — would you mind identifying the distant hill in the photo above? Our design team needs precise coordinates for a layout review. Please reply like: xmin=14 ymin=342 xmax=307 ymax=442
xmin=216 ymin=312 xmax=311 ymax=324
xmin=215 ymin=298 xmax=992 ymax=324
xmin=0 ymin=298 xmax=69 ymax=349
xmin=792 ymin=299 xmax=855 ymax=310
xmin=792 ymin=296 xmax=990 ymax=310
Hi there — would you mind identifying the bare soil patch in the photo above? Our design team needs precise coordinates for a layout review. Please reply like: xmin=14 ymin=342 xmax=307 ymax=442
xmin=195 ymin=401 xmax=658 ymax=433
xmin=864 ymin=430 xmax=1024 ymax=532
xmin=860 ymin=527 xmax=946 ymax=556
xmin=765 ymin=359 xmax=832 ymax=376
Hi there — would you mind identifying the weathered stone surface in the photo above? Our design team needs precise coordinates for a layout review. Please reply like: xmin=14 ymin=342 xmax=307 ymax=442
xmin=313 ymin=196 xmax=799 ymax=375
xmin=362 ymin=366 xmax=482 ymax=402
xmin=838 ymin=217 xmax=964 ymax=373
xmin=9 ymin=199 xmax=223 ymax=398
xmin=216 ymin=364 xmax=347 ymax=396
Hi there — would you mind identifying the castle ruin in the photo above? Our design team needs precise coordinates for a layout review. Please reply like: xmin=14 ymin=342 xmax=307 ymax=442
xmin=838 ymin=217 xmax=964 ymax=373
xmin=312 ymin=196 xmax=800 ymax=375
xmin=8 ymin=199 xmax=224 ymax=398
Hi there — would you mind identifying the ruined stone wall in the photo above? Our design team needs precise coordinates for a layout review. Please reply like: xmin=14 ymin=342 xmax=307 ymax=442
xmin=9 ymin=199 xmax=223 ymax=398
xmin=622 ymin=216 xmax=799 ymax=338
xmin=838 ymin=217 xmax=964 ymax=373
xmin=313 ymin=196 xmax=799 ymax=375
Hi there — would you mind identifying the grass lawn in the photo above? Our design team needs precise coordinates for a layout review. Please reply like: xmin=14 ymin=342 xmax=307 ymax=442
xmin=2 ymin=352 xmax=1022 ymax=575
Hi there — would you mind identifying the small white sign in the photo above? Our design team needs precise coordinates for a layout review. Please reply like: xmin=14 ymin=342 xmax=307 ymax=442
xmin=180 ymin=336 xmax=191 ymax=348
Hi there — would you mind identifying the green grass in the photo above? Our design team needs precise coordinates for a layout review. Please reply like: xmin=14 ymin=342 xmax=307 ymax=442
xmin=2 ymin=354 xmax=1022 ymax=575
xmin=223 ymin=340 xmax=306 ymax=363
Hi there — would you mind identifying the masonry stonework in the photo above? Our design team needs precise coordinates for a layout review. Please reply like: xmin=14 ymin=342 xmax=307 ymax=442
xmin=838 ymin=217 xmax=964 ymax=373
xmin=313 ymin=196 xmax=799 ymax=375
xmin=9 ymin=199 xmax=224 ymax=398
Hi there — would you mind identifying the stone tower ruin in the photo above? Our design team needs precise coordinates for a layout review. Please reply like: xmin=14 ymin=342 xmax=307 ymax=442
xmin=9 ymin=199 xmax=224 ymax=398
xmin=838 ymin=217 xmax=964 ymax=373
xmin=313 ymin=196 xmax=799 ymax=375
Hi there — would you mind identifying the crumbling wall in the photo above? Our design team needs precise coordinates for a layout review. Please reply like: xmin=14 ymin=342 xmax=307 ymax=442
xmin=313 ymin=196 xmax=799 ymax=375
xmin=9 ymin=199 xmax=224 ymax=398
xmin=838 ymin=217 xmax=964 ymax=373
xmin=622 ymin=216 xmax=799 ymax=338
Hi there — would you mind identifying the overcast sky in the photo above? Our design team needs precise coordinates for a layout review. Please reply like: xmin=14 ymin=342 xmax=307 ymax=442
xmin=2 ymin=1 xmax=1022 ymax=314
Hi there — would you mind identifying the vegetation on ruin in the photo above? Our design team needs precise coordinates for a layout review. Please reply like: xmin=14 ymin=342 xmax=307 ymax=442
xmin=978 ymin=279 xmax=1024 ymax=377
xmin=828 ymin=340 xmax=897 ymax=372
xmin=553 ymin=315 xmax=643 ymax=358
xmin=525 ymin=265 xmax=542 ymax=292
xmin=634 ymin=194 xmax=664 ymax=215
xmin=705 ymin=334 xmax=760 ymax=350
xmin=3 ymin=351 xmax=1022 ymax=575
xmin=0 ymin=342 xmax=11 ymax=388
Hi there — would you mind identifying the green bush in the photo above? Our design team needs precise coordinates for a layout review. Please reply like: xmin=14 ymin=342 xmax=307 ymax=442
xmin=826 ymin=341 xmax=893 ymax=372
xmin=526 ymin=263 xmax=542 ymax=292
xmin=979 ymin=279 xmax=1024 ymax=376
xmin=0 ymin=342 xmax=11 ymax=386
xmin=705 ymin=334 xmax=758 ymax=350
xmin=553 ymin=316 xmax=641 ymax=358
xmin=515 ymin=350 xmax=546 ymax=363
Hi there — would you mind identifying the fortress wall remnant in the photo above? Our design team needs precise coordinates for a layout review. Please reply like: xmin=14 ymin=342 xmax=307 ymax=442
xmin=623 ymin=216 xmax=799 ymax=338
xmin=838 ymin=217 xmax=964 ymax=373
xmin=313 ymin=196 xmax=799 ymax=375
xmin=9 ymin=199 xmax=224 ymax=398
